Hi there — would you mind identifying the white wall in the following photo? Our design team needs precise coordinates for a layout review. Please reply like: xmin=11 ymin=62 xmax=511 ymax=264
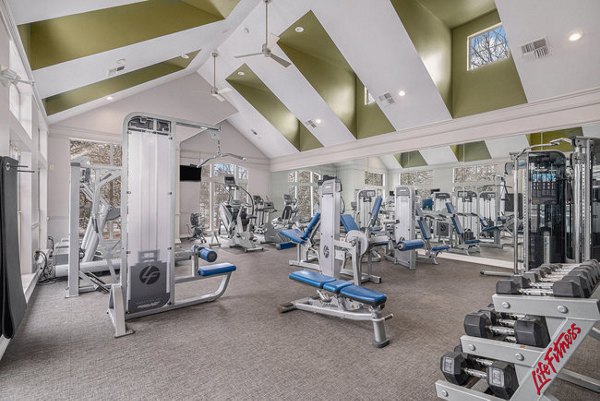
xmin=47 ymin=73 xmax=269 ymax=240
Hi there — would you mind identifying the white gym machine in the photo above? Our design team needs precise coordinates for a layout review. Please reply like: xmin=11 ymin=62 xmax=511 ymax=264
xmin=108 ymin=113 xmax=236 ymax=337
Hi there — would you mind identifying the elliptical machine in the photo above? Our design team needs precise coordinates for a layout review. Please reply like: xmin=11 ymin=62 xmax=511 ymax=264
xmin=218 ymin=175 xmax=263 ymax=252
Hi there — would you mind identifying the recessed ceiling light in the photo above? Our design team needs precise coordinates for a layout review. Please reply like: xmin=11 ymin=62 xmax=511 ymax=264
xmin=569 ymin=32 xmax=583 ymax=42
xmin=315 ymin=118 xmax=322 ymax=124
xmin=106 ymin=96 xmax=113 ymax=101
xmin=237 ymin=71 xmax=246 ymax=76
xmin=116 ymin=58 xmax=126 ymax=66
xmin=398 ymin=90 xmax=406 ymax=97
xmin=181 ymin=53 xmax=190 ymax=59
xmin=295 ymin=26 xmax=304 ymax=33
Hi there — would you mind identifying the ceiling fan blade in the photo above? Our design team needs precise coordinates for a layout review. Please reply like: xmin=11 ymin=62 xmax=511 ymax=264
xmin=267 ymin=33 xmax=280 ymax=48
xmin=269 ymin=53 xmax=291 ymax=68
xmin=218 ymin=87 xmax=233 ymax=94
xmin=235 ymin=52 xmax=263 ymax=59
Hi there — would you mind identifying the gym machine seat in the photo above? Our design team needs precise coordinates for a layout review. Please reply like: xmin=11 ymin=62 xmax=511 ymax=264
xmin=288 ymin=270 xmax=335 ymax=287
xmin=340 ymin=285 xmax=387 ymax=307
xmin=288 ymin=270 xmax=387 ymax=307
xmin=280 ymin=212 xmax=321 ymax=245
xmin=198 ymin=263 xmax=237 ymax=277
xmin=340 ymin=214 xmax=360 ymax=232
xmin=322 ymin=280 xmax=353 ymax=293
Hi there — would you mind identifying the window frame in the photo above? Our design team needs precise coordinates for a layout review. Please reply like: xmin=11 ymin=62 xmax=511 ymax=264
xmin=467 ymin=23 xmax=509 ymax=71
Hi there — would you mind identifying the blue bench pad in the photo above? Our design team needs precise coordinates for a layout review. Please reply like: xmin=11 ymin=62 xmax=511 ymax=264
xmin=400 ymin=239 xmax=425 ymax=250
xmin=289 ymin=270 xmax=335 ymax=288
xmin=431 ymin=245 xmax=450 ymax=252
xmin=340 ymin=285 xmax=387 ymax=307
xmin=323 ymin=280 xmax=352 ymax=293
xmin=341 ymin=214 xmax=360 ymax=232
xmin=276 ymin=241 xmax=296 ymax=250
xmin=280 ymin=229 xmax=306 ymax=244
xmin=198 ymin=263 xmax=236 ymax=277
xmin=464 ymin=239 xmax=480 ymax=245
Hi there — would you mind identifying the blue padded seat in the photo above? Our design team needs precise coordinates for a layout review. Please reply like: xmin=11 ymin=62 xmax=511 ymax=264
xmin=340 ymin=285 xmax=387 ymax=307
xmin=341 ymin=214 xmax=360 ymax=232
xmin=276 ymin=241 xmax=296 ymax=250
xmin=198 ymin=263 xmax=236 ymax=277
xmin=432 ymin=245 xmax=450 ymax=252
xmin=280 ymin=228 xmax=305 ymax=244
xmin=280 ymin=212 xmax=321 ymax=244
xmin=399 ymin=239 xmax=425 ymax=251
xmin=323 ymin=280 xmax=352 ymax=293
xmin=464 ymin=239 xmax=480 ymax=245
xmin=289 ymin=270 xmax=335 ymax=288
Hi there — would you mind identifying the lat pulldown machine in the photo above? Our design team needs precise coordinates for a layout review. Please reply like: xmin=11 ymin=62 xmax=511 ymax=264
xmin=108 ymin=114 xmax=236 ymax=337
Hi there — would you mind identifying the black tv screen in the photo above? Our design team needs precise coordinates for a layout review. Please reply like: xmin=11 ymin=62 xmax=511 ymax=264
xmin=180 ymin=165 xmax=202 ymax=182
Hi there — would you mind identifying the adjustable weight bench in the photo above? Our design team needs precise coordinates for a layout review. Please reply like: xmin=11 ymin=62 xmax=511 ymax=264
xmin=280 ymin=270 xmax=392 ymax=348
xmin=280 ymin=212 xmax=321 ymax=270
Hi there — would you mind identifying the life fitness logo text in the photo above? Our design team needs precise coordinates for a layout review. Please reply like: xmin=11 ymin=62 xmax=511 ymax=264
xmin=532 ymin=322 xmax=581 ymax=395
xmin=139 ymin=265 xmax=160 ymax=285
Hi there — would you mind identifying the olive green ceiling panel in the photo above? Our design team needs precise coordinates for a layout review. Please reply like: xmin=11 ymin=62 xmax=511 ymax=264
xmin=390 ymin=0 xmax=452 ymax=112
xmin=451 ymin=141 xmax=491 ymax=162
xmin=19 ymin=0 xmax=238 ymax=70
xmin=278 ymin=11 xmax=393 ymax=140
xmin=451 ymin=11 xmax=527 ymax=118
xmin=226 ymin=64 xmax=322 ymax=152
xmin=43 ymin=50 xmax=199 ymax=115
xmin=528 ymin=128 xmax=582 ymax=152
xmin=396 ymin=151 xmax=428 ymax=168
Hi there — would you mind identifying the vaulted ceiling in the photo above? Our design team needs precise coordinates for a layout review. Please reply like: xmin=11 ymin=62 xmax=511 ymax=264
xmin=7 ymin=0 xmax=600 ymax=163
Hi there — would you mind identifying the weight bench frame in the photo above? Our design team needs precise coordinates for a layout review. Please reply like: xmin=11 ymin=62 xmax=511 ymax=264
xmin=280 ymin=284 xmax=392 ymax=348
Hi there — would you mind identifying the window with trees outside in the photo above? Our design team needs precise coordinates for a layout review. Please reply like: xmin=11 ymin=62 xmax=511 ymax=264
xmin=69 ymin=139 xmax=122 ymax=237
xmin=288 ymin=170 xmax=322 ymax=218
xmin=453 ymin=164 xmax=498 ymax=193
xmin=209 ymin=163 xmax=249 ymax=230
xmin=400 ymin=170 xmax=433 ymax=198
xmin=468 ymin=24 xmax=509 ymax=70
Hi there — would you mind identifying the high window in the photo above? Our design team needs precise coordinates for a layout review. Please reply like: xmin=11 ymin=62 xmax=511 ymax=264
xmin=468 ymin=24 xmax=509 ymax=70
xmin=453 ymin=164 xmax=498 ymax=192
xmin=400 ymin=170 xmax=433 ymax=198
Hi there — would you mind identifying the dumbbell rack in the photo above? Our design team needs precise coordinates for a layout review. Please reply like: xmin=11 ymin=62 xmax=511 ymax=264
xmin=436 ymin=284 xmax=600 ymax=400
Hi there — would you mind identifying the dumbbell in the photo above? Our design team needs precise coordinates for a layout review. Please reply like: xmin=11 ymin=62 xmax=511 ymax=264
xmin=440 ymin=351 xmax=519 ymax=399
xmin=537 ymin=261 xmax=600 ymax=282
xmin=464 ymin=311 xmax=550 ymax=347
xmin=523 ymin=268 xmax=596 ymax=296
xmin=535 ymin=263 xmax=599 ymax=283
xmin=497 ymin=275 xmax=591 ymax=298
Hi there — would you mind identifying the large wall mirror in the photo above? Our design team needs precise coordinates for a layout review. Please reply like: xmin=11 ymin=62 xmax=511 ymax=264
xmin=270 ymin=123 xmax=600 ymax=269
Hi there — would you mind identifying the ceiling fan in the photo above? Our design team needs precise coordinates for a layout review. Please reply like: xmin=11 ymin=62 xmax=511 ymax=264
xmin=235 ymin=0 xmax=291 ymax=68
xmin=194 ymin=132 xmax=245 ymax=168
xmin=209 ymin=52 xmax=232 ymax=102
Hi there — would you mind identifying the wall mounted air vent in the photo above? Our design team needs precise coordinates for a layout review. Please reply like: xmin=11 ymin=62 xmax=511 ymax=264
xmin=107 ymin=65 xmax=126 ymax=77
xmin=305 ymin=120 xmax=317 ymax=129
xmin=378 ymin=92 xmax=395 ymax=105
xmin=520 ymin=38 xmax=549 ymax=59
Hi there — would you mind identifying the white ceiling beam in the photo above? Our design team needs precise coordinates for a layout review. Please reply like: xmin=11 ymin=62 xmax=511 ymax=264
xmin=270 ymin=87 xmax=600 ymax=171
xmin=313 ymin=0 xmax=451 ymax=131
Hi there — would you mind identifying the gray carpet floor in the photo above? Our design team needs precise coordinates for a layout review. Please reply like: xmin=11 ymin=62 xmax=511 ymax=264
xmin=0 ymin=246 xmax=598 ymax=400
